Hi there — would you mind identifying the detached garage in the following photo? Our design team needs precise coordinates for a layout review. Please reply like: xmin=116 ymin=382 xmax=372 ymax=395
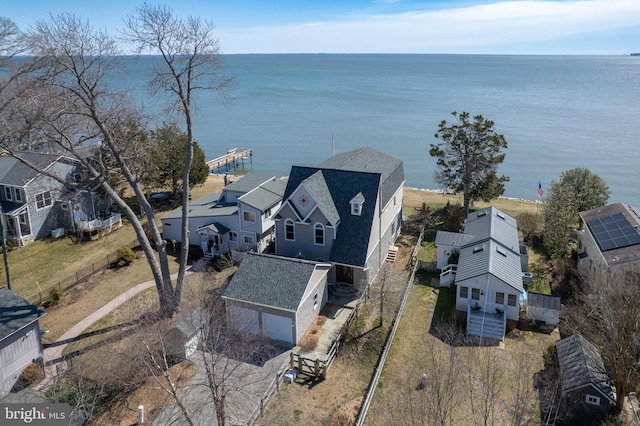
xmin=223 ymin=252 xmax=330 ymax=345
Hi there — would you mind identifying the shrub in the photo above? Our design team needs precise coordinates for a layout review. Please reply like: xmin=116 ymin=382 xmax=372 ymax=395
xmin=116 ymin=246 xmax=135 ymax=266
xmin=49 ymin=288 xmax=62 ymax=306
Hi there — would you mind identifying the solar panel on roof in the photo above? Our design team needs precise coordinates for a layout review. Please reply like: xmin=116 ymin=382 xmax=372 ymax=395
xmin=586 ymin=213 xmax=640 ymax=252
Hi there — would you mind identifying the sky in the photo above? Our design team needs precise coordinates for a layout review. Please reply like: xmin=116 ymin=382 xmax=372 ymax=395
xmin=4 ymin=0 xmax=640 ymax=54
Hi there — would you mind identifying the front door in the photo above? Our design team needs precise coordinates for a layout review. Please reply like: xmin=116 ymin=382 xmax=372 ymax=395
xmin=336 ymin=265 xmax=353 ymax=284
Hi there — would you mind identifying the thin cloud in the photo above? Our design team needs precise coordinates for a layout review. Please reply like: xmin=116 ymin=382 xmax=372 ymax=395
xmin=218 ymin=0 xmax=640 ymax=54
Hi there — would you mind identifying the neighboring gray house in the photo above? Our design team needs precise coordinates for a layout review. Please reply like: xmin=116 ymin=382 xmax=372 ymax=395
xmin=576 ymin=203 xmax=640 ymax=273
xmin=222 ymin=252 xmax=330 ymax=345
xmin=273 ymin=147 xmax=405 ymax=288
xmin=436 ymin=206 xmax=528 ymax=341
xmin=0 ymin=287 xmax=46 ymax=396
xmin=0 ymin=151 xmax=119 ymax=245
xmin=161 ymin=174 xmax=286 ymax=259
xmin=556 ymin=334 xmax=615 ymax=424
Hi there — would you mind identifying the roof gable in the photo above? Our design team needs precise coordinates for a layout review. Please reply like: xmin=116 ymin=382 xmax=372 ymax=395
xmin=282 ymin=166 xmax=381 ymax=267
xmin=223 ymin=253 xmax=324 ymax=311
xmin=0 ymin=151 xmax=68 ymax=187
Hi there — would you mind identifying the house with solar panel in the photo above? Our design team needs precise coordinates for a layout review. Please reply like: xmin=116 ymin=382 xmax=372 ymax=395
xmin=161 ymin=174 xmax=287 ymax=259
xmin=273 ymin=147 xmax=405 ymax=288
xmin=435 ymin=206 xmax=529 ymax=341
xmin=576 ymin=203 xmax=640 ymax=273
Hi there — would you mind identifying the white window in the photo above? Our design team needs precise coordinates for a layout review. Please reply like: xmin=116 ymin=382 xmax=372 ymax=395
xmin=243 ymin=211 xmax=256 ymax=222
xmin=585 ymin=394 xmax=601 ymax=406
xmin=19 ymin=213 xmax=27 ymax=225
xmin=496 ymin=210 xmax=506 ymax=220
xmin=473 ymin=244 xmax=484 ymax=253
xmin=313 ymin=293 xmax=318 ymax=308
xmin=14 ymin=188 xmax=22 ymax=202
xmin=351 ymin=202 xmax=362 ymax=216
xmin=4 ymin=186 xmax=12 ymax=201
xmin=314 ymin=223 xmax=324 ymax=245
xmin=264 ymin=207 xmax=272 ymax=218
xmin=496 ymin=245 xmax=507 ymax=256
xmin=471 ymin=288 xmax=480 ymax=300
xmin=229 ymin=232 xmax=238 ymax=242
xmin=35 ymin=191 xmax=52 ymax=209
xmin=508 ymin=294 xmax=517 ymax=306
xmin=244 ymin=235 xmax=254 ymax=245
xmin=495 ymin=292 xmax=505 ymax=305
xmin=285 ymin=219 xmax=295 ymax=241
xmin=460 ymin=286 xmax=468 ymax=298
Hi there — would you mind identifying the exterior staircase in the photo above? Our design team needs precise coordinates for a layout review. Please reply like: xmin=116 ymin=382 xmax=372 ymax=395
xmin=386 ymin=246 xmax=399 ymax=263
xmin=467 ymin=309 xmax=506 ymax=341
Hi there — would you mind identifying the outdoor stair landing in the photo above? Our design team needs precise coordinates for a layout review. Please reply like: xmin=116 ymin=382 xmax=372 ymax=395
xmin=386 ymin=246 xmax=399 ymax=263
xmin=467 ymin=310 xmax=505 ymax=342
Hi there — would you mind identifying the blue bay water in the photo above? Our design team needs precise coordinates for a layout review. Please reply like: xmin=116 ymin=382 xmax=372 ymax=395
xmin=117 ymin=54 xmax=640 ymax=206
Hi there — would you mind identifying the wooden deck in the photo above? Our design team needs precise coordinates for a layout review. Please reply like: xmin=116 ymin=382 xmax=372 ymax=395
xmin=206 ymin=148 xmax=252 ymax=173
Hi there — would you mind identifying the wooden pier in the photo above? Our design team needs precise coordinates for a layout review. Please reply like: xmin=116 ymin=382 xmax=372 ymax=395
xmin=206 ymin=148 xmax=252 ymax=174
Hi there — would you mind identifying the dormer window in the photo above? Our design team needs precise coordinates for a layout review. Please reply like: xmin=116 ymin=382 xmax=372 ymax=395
xmin=350 ymin=192 xmax=365 ymax=216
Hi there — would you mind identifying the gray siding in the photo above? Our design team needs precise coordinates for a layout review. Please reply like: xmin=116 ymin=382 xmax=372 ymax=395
xmin=295 ymin=274 xmax=328 ymax=343
xmin=0 ymin=321 xmax=43 ymax=395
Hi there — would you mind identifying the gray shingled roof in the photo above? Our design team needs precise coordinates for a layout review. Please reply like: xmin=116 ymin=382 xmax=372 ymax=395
xmin=196 ymin=222 xmax=230 ymax=235
xmin=223 ymin=253 xmax=320 ymax=311
xmin=0 ymin=151 xmax=63 ymax=187
xmin=284 ymin=166 xmax=382 ymax=267
xmin=162 ymin=191 xmax=239 ymax=220
xmin=238 ymin=178 xmax=286 ymax=211
xmin=0 ymin=287 xmax=45 ymax=341
xmin=318 ymin=147 xmax=404 ymax=208
xmin=302 ymin=171 xmax=340 ymax=225
xmin=168 ymin=308 xmax=204 ymax=338
xmin=225 ymin=173 xmax=275 ymax=194
xmin=556 ymin=334 xmax=615 ymax=403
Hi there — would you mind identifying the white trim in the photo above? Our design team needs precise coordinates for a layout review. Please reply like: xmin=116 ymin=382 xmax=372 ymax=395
xmin=285 ymin=218 xmax=295 ymax=241
xmin=585 ymin=394 xmax=601 ymax=406
xmin=314 ymin=222 xmax=325 ymax=246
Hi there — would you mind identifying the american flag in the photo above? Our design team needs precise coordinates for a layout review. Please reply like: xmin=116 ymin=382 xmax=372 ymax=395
xmin=538 ymin=181 xmax=545 ymax=199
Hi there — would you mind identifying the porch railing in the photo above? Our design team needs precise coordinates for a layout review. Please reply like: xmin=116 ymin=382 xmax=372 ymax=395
xmin=76 ymin=213 xmax=122 ymax=232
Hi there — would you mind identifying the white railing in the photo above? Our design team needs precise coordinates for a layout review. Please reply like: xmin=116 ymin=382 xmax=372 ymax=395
xmin=439 ymin=263 xmax=457 ymax=287
xmin=76 ymin=213 xmax=121 ymax=232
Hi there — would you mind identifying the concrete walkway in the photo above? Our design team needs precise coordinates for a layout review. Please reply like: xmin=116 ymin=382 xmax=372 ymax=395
xmin=34 ymin=270 xmax=191 ymax=392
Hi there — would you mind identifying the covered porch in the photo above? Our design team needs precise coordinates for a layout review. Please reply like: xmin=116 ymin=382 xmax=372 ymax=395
xmin=196 ymin=223 xmax=230 ymax=260
xmin=1 ymin=201 xmax=32 ymax=246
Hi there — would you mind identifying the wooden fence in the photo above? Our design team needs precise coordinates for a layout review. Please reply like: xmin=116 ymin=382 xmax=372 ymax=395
xmin=28 ymin=238 xmax=139 ymax=305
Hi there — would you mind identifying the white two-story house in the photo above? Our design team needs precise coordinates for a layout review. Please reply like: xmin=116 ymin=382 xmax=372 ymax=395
xmin=436 ymin=206 xmax=528 ymax=341
xmin=161 ymin=174 xmax=286 ymax=259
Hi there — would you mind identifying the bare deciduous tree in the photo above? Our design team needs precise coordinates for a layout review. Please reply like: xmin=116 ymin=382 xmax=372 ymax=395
xmin=124 ymin=4 xmax=233 ymax=310
xmin=563 ymin=265 xmax=640 ymax=413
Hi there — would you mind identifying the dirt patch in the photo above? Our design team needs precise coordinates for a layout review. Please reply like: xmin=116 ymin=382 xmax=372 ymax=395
xmin=90 ymin=361 xmax=197 ymax=426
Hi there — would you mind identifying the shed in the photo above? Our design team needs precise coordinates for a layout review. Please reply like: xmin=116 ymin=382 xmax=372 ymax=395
xmin=0 ymin=288 xmax=46 ymax=395
xmin=556 ymin=334 xmax=615 ymax=424
xmin=166 ymin=309 xmax=204 ymax=362
xmin=525 ymin=291 xmax=561 ymax=327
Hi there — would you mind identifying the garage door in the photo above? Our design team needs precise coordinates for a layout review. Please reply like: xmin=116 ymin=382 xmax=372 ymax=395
xmin=228 ymin=306 xmax=259 ymax=334
xmin=262 ymin=313 xmax=293 ymax=344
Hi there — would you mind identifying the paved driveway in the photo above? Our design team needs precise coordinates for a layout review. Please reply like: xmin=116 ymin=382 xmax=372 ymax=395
xmin=154 ymin=348 xmax=290 ymax=425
